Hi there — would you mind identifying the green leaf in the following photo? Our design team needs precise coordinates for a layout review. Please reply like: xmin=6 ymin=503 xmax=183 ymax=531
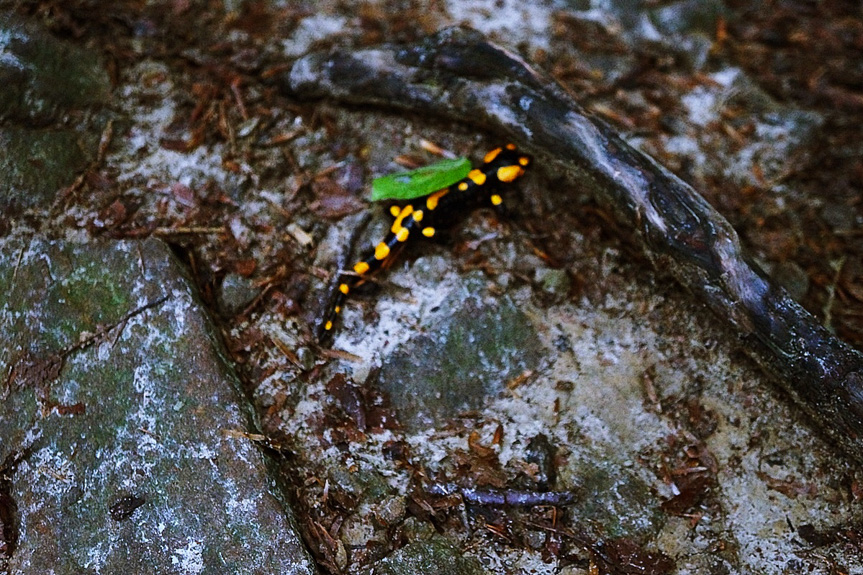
xmin=371 ymin=157 xmax=471 ymax=202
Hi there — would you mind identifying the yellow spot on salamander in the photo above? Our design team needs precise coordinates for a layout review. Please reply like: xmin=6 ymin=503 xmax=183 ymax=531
xmin=390 ymin=205 xmax=414 ymax=234
xmin=519 ymin=156 xmax=530 ymax=167
xmin=325 ymin=320 xmax=333 ymax=330
xmin=426 ymin=189 xmax=448 ymax=211
xmin=506 ymin=143 xmax=516 ymax=150
xmin=422 ymin=227 xmax=435 ymax=237
xmin=396 ymin=227 xmax=409 ymax=242
xmin=413 ymin=210 xmax=424 ymax=222
xmin=390 ymin=205 xmax=401 ymax=217
xmin=375 ymin=242 xmax=390 ymax=260
xmin=334 ymin=306 xmax=341 ymax=313
xmin=458 ymin=181 xmax=469 ymax=191
xmin=497 ymin=165 xmax=523 ymax=183
xmin=353 ymin=261 xmax=370 ymax=274
xmin=468 ymin=169 xmax=487 ymax=186
xmin=483 ymin=147 xmax=502 ymax=163
xmin=339 ymin=283 xmax=350 ymax=295
xmin=491 ymin=194 xmax=503 ymax=206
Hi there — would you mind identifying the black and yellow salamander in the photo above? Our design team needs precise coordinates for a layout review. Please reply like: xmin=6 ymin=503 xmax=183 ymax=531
xmin=320 ymin=143 xmax=531 ymax=340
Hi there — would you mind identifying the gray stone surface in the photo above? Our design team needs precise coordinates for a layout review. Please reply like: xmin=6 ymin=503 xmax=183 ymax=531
xmin=218 ymin=272 xmax=261 ymax=317
xmin=376 ymin=276 xmax=543 ymax=429
xmin=0 ymin=236 xmax=314 ymax=574
xmin=0 ymin=12 xmax=110 ymax=124
xmin=359 ymin=535 xmax=487 ymax=575
xmin=0 ymin=127 xmax=96 ymax=211
xmin=0 ymin=12 xmax=111 ymax=211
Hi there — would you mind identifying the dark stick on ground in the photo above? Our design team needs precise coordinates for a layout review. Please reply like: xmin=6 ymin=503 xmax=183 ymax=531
xmin=424 ymin=482 xmax=578 ymax=508
xmin=277 ymin=27 xmax=863 ymax=466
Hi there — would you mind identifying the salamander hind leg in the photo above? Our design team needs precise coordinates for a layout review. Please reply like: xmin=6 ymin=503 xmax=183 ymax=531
xmin=319 ymin=251 xmax=385 ymax=341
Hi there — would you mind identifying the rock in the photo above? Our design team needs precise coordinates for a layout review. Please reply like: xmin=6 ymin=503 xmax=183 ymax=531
xmin=0 ymin=13 xmax=110 ymax=124
xmin=0 ymin=13 xmax=112 ymax=213
xmin=0 ymin=127 xmax=96 ymax=212
xmin=0 ymin=235 xmax=314 ymax=575
xmin=560 ymin=443 xmax=664 ymax=541
xmin=359 ymin=535 xmax=487 ymax=575
xmin=217 ymin=272 xmax=261 ymax=316
xmin=375 ymin=277 xmax=543 ymax=430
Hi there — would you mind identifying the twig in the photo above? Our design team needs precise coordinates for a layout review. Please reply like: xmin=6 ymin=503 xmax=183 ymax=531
xmin=424 ymin=482 xmax=577 ymax=507
xmin=151 ymin=226 xmax=225 ymax=236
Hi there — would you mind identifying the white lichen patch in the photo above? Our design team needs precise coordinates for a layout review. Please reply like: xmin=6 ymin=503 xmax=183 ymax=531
xmin=22 ymin=446 xmax=76 ymax=499
xmin=679 ymin=68 xmax=740 ymax=128
xmin=0 ymin=25 xmax=28 ymax=70
xmin=106 ymin=60 xmax=250 ymax=227
xmin=444 ymin=0 xmax=555 ymax=50
xmin=223 ymin=479 xmax=260 ymax=516
xmin=658 ymin=65 xmax=824 ymax=190
xmin=280 ymin=14 xmax=348 ymax=57
xmin=330 ymin=254 xmax=465 ymax=370
xmin=171 ymin=538 xmax=204 ymax=575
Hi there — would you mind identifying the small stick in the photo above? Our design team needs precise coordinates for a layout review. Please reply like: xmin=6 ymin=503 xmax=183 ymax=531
xmin=425 ymin=482 xmax=577 ymax=507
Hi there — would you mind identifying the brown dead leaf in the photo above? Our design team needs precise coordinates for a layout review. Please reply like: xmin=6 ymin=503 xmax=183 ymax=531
xmin=309 ymin=178 xmax=365 ymax=219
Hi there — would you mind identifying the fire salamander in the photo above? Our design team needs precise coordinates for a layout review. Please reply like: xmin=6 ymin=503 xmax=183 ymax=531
xmin=320 ymin=144 xmax=531 ymax=340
